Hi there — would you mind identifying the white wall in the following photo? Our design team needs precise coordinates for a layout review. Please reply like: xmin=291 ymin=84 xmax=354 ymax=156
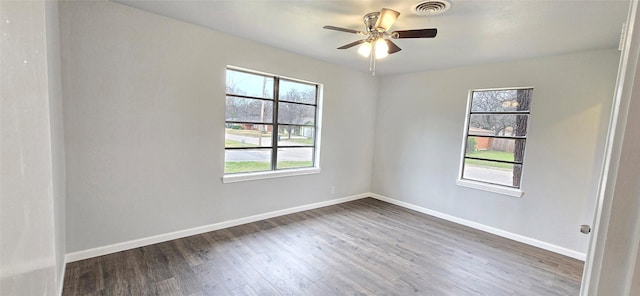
xmin=372 ymin=49 xmax=620 ymax=256
xmin=0 ymin=0 xmax=65 ymax=294
xmin=59 ymin=1 xmax=378 ymax=253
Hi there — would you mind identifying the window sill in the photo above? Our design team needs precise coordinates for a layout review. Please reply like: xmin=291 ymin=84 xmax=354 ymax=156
xmin=222 ymin=167 xmax=321 ymax=183
xmin=456 ymin=179 xmax=524 ymax=198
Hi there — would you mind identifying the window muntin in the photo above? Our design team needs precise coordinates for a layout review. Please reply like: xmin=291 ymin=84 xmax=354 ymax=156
xmin=224 ymin=68 xmax=319 ymax=175
xmin=460 ymin=88 xmax=533 ymax=189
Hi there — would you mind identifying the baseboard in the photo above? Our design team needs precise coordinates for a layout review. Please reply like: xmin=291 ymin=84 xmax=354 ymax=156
xmin=370 ymin=193 xmax=587 ymax=261
xmin=65 ymin=193 xmax=370 ymax=263
xmin=65 ymin=192 xmax=586 ymax=263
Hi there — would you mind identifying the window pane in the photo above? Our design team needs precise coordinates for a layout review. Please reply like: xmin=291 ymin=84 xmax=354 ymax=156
xmin=468 ymin=114 xmax=529 ymax=136
xmin=277 ymin=147 xmax=314 ymax=169
xmin=279 ymin=80 xmax=316 ymax=104
xmin=471 ymin=89 xmax=532 ymax=112
xmin=225 ymin=124 xmax=272 ymax=148
xmin=465 ymin=136 xmax=516 ymax=162
xmin=224 ymin=149 xmax=272 ymax=174
xmin=463 ymin=159 xmax=522 ymax=187
xmin=277 ymin=126 xmax=314 ymax=147
xmin=225 ymin=96 xmax=273 ymax=123
xmin=278 ymin=102 xmax=315 ymax=125
xmin=226 ymin=69 xmax=274 ymax=98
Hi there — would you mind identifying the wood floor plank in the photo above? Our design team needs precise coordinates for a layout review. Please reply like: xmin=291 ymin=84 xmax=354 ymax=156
xmin=262 ymin=216 xmax=379 ymax=295
xmin=202 ymin=231 xmax=280 ymax=295
xmin=63 ymin=198 xmax=584 ymax=295
xmin=154 ymin=278 xmax=182 ymax=296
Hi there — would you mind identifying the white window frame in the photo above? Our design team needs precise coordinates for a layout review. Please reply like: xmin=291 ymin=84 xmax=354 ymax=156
xmin=222 ymin=66 xmax=322 ymax=183
xmin=456 ymin=87 xmax=533 ymax=197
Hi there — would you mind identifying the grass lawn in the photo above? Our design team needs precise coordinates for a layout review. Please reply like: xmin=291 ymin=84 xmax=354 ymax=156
xmin=466 ymin=150 xmax=515 ymax=169
xmin=225 ymin=161 xmax=313 ymax=174
xmin=226 ymin=129 xmax=269 ymax=138
xmin=277 ymin=161 xmax=313 ymax=169
xmin=283 ymin=137 xmax=313 ymax=145
xmin=225 ymin=139 xmax=259 ymax=148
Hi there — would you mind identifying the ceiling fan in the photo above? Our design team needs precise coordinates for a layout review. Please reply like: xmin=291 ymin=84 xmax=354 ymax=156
xmin=324 ymin=8 xmax=437 ymax=75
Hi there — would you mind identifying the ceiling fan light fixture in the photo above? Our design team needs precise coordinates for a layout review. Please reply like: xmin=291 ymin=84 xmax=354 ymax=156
xmin=358 ymin=41 xmax=372 ymax=57
xmin=374 ymin=38 xmax=389 ymax=59
xmin=375 ymin=8 xmax=400 ymax=31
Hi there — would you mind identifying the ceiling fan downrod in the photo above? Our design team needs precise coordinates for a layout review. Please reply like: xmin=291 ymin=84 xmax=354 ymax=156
xmin=370 ymin=48 xmax=376 ymax=75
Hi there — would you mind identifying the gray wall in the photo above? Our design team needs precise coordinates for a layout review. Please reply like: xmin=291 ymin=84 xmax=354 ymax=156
xmin=0 ymin=0 xmax=66 ymax=294
xmin=371 ymin=49 xmax=619 ymax=254
xmin=59 ymin=1 xmax=378 ymax=253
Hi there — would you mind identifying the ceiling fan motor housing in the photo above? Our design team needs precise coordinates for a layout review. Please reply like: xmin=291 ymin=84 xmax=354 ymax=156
xmin=363 ymin=12 xmax=380 ymax=32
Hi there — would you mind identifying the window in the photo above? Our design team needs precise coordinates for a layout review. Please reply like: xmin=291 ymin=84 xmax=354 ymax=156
xmin=458 ymin=88 xmax=533 ymax=196
xmin=224 ymin=67 xmax=320 ymax=180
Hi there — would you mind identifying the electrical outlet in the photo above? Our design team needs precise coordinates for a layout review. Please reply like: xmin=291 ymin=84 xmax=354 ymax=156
xmin=330 ymin=186 xmax=336 ymax=194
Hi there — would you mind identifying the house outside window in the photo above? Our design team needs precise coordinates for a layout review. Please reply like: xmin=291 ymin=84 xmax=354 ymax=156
xmin=223 ymin=67 xmax=321 ymax=181
xmin=457 ymin=87 xmax=533 ymax=196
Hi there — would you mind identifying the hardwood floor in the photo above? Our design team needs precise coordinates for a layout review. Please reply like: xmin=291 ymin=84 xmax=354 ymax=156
xmin=62 ymin=198 xmax=584 ymax=295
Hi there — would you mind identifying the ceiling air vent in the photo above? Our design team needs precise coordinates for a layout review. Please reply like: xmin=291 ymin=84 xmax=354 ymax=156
xmin=411 ymin=0 xmax=451 ymax=16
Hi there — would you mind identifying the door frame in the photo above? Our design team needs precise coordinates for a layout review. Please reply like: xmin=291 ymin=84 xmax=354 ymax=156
xmin=580 ymin=0 xmax=640 ymax=294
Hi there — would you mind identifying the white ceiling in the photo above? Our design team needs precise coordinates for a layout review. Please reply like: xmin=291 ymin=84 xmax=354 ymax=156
xmin=115 ymin=0 xmax=630 ymax=75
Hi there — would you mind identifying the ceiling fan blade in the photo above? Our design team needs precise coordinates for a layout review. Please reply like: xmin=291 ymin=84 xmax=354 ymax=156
xmin=384 ymin=39 xmax=402 ymax=54
xmin=391 ymin=28 xmax=438 ymax=39
xmin=323 ymin=25 xmax=364 ymax=35
xmin=374 ymin=8 xmax=400 ymax=31
xmin=337 ymin=39 xmax=366 ymax=49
